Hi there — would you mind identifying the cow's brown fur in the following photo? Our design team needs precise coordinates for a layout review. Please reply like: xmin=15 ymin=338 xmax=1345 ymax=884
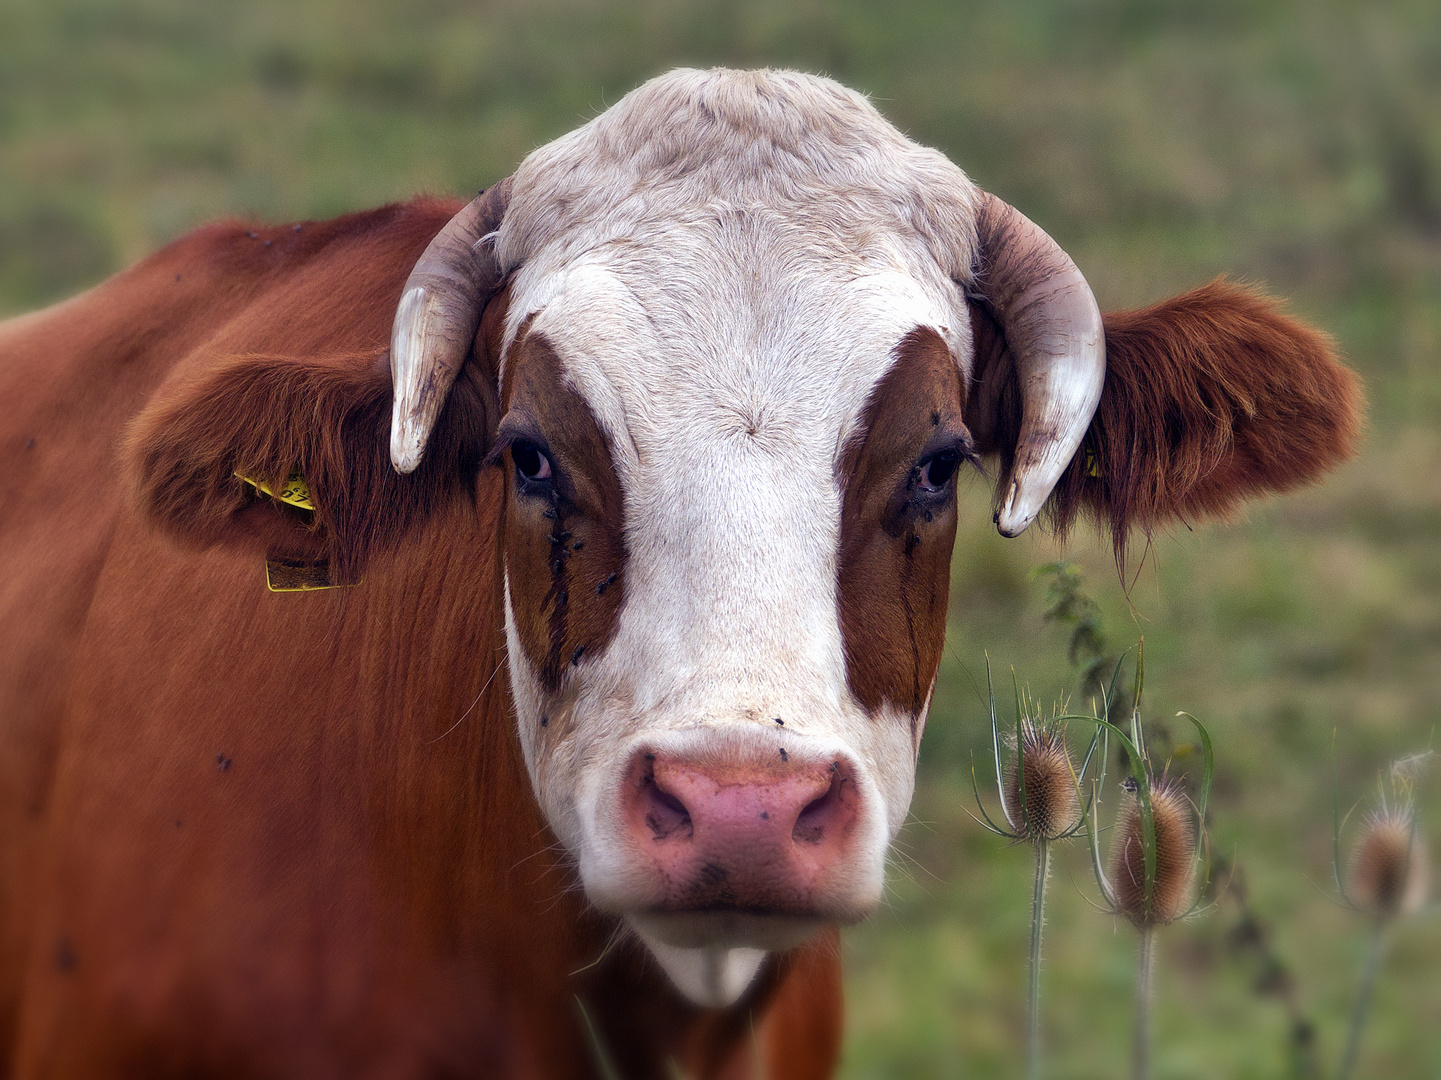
xmin=968 ymin=279 xmax=1364 ymax=564
xmin=838 ymin=329 xmax=966 ymax=731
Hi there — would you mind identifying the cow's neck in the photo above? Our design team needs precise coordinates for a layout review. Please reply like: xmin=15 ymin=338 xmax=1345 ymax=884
xmin=367 ymin=472 xmax=783 ymax=1077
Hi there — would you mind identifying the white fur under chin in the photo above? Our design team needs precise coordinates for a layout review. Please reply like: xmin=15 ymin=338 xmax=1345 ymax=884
xmin=633 ymin=927 xmax=769 ymax=1008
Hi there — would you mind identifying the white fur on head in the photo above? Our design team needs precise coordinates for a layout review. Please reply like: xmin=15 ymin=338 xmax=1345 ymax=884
xmin=494 ymin=68 xmax=981 ymax=303
xmin=488 ymin=70 xmax=983 ymax=1006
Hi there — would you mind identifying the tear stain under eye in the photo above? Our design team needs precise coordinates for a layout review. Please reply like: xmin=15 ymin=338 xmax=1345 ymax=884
xmin=540 ymin=496 xmax=573 ymax=691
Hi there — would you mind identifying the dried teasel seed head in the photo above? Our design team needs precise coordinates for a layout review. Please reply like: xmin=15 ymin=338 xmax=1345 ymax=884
xmin=1109 ymin=774 xmax=1196 ymax=926
xmin=1349 ymin=810 xmax=1428 ymax=918
xmin=1003 ymin=720 xmax=1081 ymax=841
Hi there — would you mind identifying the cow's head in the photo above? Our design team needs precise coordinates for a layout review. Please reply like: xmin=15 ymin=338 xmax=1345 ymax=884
xmin=384 ymin=69 xmax=1360 ymax=1004
xmin=129 ymin=69 xmax=1359 ymax=1008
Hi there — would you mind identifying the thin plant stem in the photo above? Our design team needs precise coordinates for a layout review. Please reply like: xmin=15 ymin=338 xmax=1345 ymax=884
xmin=574 ymin=995 xmax=623 ymax=1080
xmin=1338 ymin=918 xmax=1388 ymax=1080
xmin=1133 ymin=927 xmax=1155 ymax=1080
xmin=1026 ymin=839 xmax=1051 ymax=1080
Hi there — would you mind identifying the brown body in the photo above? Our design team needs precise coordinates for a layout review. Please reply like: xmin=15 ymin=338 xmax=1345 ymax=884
xmin=0 ymin=201 xmax=840 ymax=1079
xmin=0 ymin=190 xmax=1360 ymax=1077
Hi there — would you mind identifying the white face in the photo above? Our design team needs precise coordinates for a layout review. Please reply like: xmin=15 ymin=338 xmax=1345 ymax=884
xmin=487 ymin=68 xmax=982 ymax=1005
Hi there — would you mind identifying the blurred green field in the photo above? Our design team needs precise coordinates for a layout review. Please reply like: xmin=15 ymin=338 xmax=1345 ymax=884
xmin=3 ymin=0 xmax=1439 ymax=1075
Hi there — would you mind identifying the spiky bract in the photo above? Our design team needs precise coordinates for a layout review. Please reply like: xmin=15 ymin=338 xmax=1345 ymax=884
xmin=1349 ymin=809 xmax=1428 ymax=918
xmin=1110 ymin=774 xmax=1196 ymax=926
xmin=1004 ymin=720 xmax=1081 ymax=841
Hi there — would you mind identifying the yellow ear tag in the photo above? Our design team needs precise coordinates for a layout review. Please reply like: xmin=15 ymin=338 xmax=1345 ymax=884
xmin=1084 ymin=448 xmax=1102 ymax=479
xmin=263 ymin=557 xmax=340 ymax=592
xmin=234 ymin=468 xmax=357 ymax=592
xmin=234 ymin=467 xmax=315 ymax=510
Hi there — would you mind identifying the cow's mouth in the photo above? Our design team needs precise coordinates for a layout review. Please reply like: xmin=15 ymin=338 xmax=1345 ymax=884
xmin=624 ymin=902 xmax=868 ymax=1007
xmin=627 ymin=911 xmax=827 ymax=1007
xmin=628 ymin=908 xmax=824 ymax=952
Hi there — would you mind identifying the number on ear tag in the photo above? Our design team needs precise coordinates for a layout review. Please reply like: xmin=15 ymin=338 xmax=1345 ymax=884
xmin=235 ymin=467 xmax=315 ymax=511
xmin=233 ymin=469 xmax=356 ymax=591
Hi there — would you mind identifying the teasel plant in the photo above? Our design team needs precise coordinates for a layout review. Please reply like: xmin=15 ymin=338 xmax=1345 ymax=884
xmin=969 ymin=659 xmax=1102 ymax=1080
xmin=1069 ymin=644 xmax=1216 ymax=1080
xmin=1331 ymin=745 xmax=1432 ymax=1080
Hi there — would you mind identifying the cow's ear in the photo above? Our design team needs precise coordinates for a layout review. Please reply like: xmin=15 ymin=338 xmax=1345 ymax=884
xmin=124 ymin=289 xmax=507 ymax=582
xmin=966 ymin=278 xmax=1363 ymax=559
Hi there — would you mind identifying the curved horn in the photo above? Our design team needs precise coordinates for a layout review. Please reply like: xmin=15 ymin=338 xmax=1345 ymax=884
xmin=389 ymin=176 xmax=514 ymax=473
xmin=972 ymin=192 xmax=1105 ymax=537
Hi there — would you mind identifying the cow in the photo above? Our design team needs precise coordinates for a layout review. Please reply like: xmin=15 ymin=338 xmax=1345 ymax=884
xmin=0 ymin=68 xmax=1359 ymax=1078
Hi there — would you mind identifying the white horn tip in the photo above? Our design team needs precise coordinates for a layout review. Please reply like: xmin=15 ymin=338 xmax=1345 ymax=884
xmin=995 ymin=479 xmax=1042 ymax=538
xmin=390 ymin=426 xmax=423 ymax=474
xmin=389 ymin=285 xmax=435 ymax=474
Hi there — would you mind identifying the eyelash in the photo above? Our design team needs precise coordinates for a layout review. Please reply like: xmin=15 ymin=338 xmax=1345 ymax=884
xmin=511 ymin=440 xmax=554 ymax=491
xmin=917 ymin=448 xmax=960 ymax=492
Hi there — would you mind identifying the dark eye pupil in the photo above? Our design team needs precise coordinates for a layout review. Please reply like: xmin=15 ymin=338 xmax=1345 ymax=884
xmin=923 ymin=449 xmax=958 ymax=489
xmin=513 ymin=443 xmax=545 ymax=481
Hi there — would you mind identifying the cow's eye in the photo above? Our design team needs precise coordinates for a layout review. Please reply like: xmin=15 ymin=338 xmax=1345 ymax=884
xmin=512 ymin=441 xmax=553 ymax=486
xmin=917 ymin=448 xmax=959 ymax=493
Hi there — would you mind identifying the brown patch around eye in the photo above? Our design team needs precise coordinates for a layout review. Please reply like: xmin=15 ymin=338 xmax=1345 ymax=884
xmin=838 ymin=328 xmax=966 ymax=728
xmin=501 ymin=332 xmax=627 ymax=694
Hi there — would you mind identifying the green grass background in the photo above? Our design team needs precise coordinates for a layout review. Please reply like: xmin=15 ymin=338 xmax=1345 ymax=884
xmin=3 ymin=0 xmax=1438 ymax=1075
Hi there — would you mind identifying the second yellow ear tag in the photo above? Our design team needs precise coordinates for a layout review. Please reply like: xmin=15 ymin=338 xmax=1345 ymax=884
xmin=264 ymin=557 xmax=338 ymax=591
xmin=235 ymin=467 xmax=315 ymax=510
xmin=233 ymin=468 xmax=358 ymax=592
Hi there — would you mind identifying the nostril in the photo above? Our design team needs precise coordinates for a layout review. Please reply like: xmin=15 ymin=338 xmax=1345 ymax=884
xmin=793 ymin=765 xmax=846 ymax=845
xmin=643 ymin=777 xmax=693 ymax=841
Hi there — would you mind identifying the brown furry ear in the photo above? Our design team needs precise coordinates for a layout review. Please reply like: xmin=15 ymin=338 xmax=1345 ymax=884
xmin=125 ymin=335 xmax=501 ymax=583
xmin=968 ymin=279 xmax=1364 ymax=562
